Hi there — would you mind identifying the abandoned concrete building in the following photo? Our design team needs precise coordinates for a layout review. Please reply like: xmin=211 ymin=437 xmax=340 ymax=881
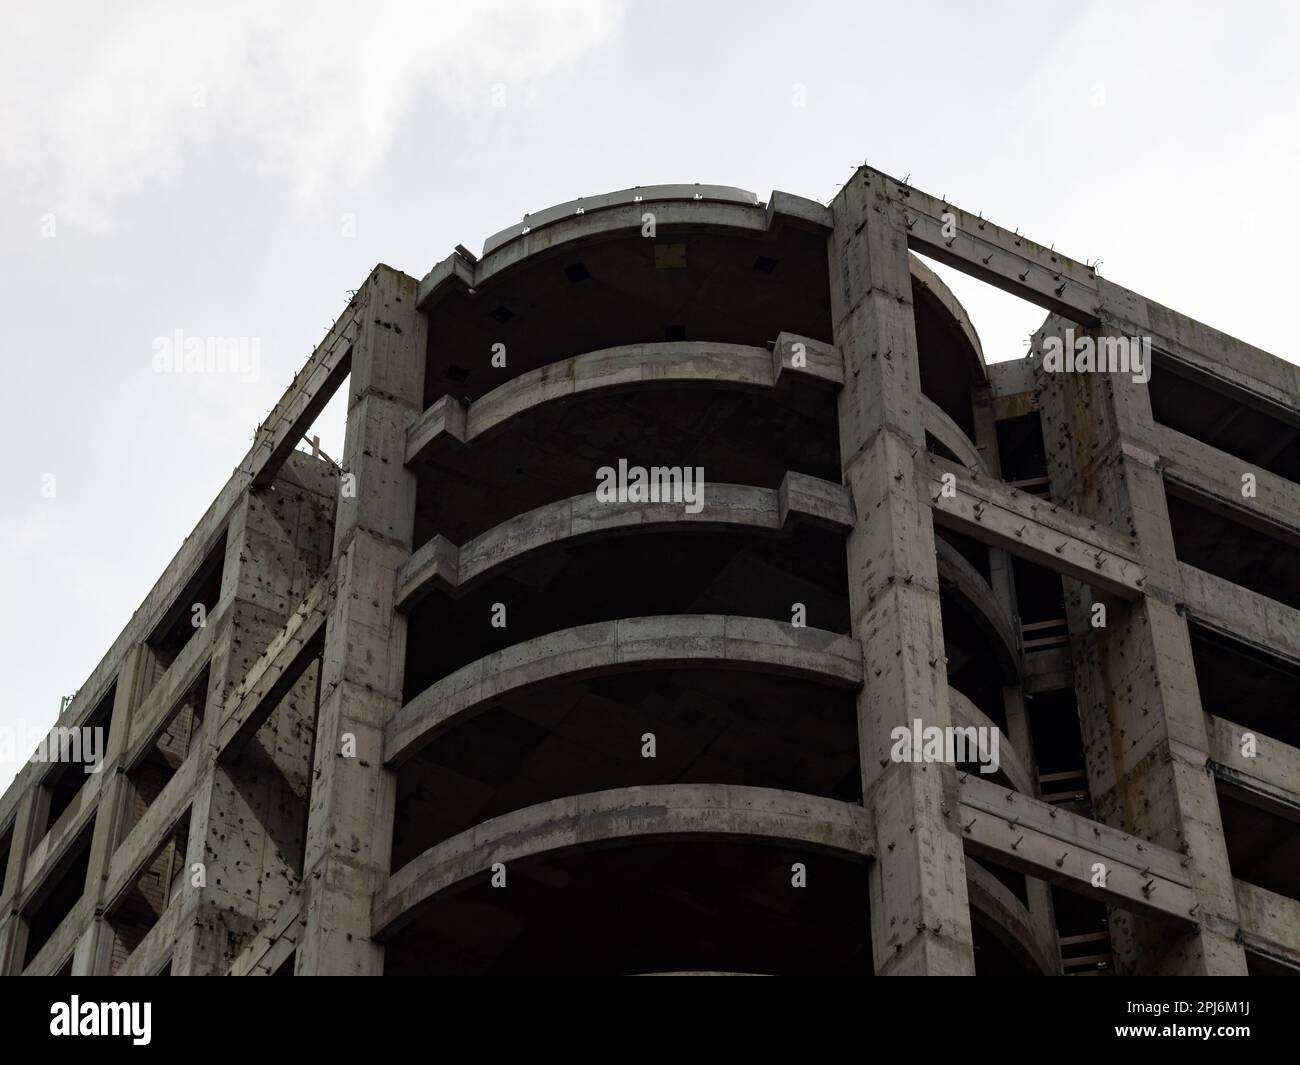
xmin=3 ymin=167 xmax=1298 ymax=976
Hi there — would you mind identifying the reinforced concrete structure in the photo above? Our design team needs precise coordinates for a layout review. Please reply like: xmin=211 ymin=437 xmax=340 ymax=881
xmin=2 ymin=167 xmax=1298 ymax=975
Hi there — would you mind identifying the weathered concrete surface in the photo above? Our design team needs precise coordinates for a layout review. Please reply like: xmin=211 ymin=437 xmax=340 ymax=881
xmin=386 ymin=615 xmax=863 ymax=765
xmin=373 ymin=784 xmax=873 ymax=938
xmin=830 ymin=170 xmax=977 ymax=975
xmin=958 ymin=776 xmax=1198 ymax=924
xmin=296 ymin=265 xmax=428 ymax=976
xmin=1038 ymin=317 xmax=1248 ymax=975
xmin=395 ymin=476 xmax=851 ymax=610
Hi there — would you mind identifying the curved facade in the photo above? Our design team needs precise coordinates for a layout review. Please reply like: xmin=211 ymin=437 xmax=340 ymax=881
xmin=5 ymin=168 xmax=1298 ymax=977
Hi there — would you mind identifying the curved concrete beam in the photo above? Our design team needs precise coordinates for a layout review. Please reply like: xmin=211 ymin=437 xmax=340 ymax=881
xmin=395 ymin=473 xmax=852 ymax=611
xmin=966 ymin=859 xmax=1058 ymax=975
xmin=922 ymin=394 xmax=988 ymax=475
xmin=934 ymin=537 xmax=1020 ymax=680
xmin=947 ymin=687 xmax=1032 ymax=796
xmin=908 ymin=253 xmax=988 ymax=378
xmin=421 ymin=188 xmax=833 ymax=307
xmin=406 ymin=337 xmax=843 ymax=465
xmin=385 ymin=615 xmax=863 ymax=765
xmin=373 ymin=783 xmax=873 ymax=938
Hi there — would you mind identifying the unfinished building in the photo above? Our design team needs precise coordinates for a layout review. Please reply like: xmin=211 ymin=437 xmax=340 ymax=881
xmin=2 ymin=166 xmax=1297 ymax=975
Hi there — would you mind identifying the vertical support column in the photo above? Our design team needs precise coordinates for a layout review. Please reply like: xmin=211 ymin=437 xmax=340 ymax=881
xmin=0 ymin=789 xmax=39 ymax=973
xmin=1037 ymin=297 xmax=1247 ymax=975
xmin=296 ymin=265 xmax=426 ymax=975
xmin=76 ymin=646 xmax=146 ymax=974
xmin=829 ymin=171 xmax=976 ymax=975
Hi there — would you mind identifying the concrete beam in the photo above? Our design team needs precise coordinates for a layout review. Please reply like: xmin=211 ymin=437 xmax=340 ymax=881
xmin=957 ymin=776 xmax=1198 ymax=924
xmin=385 ymin=615 xmax=863 ymax=765
xmin=395 ymin=476 xmax=852 ymax=611
xmin=924 ymin=452 xmax=1145 ymax=598
xmin=373 ymin=784 xmax=873 ymax=939
xmin=1234 ymin=879 xmax=1300 ymax=970
xmin=852 ymin=166 xmax=1100 ymax=325
xmin=1206 ymin=715 xmax=1300 ymax=805
xmin=405 ymin=338 xmax=843 ymax=466
xmin=1158 ymin=425 xmax=1300 ymax=547
xmin=1180 ymin=562 xmax=1300 ymax=669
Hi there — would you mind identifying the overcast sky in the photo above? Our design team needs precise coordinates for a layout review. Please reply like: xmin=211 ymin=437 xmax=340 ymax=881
xmin=2 ymin=0 xmax=1297 ymax=789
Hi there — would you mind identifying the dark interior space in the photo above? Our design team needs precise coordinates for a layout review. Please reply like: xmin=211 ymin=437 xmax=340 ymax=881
xmin=23 ymin=818 xmax=94 ymax=969
xmin=1149 ymin=355 xmax=1300 ymax=483
xmin=403 ymin=524 xmax=850 ymax=701
xmin=1190 ymin=626 xmax=1300 ymax=747
xmin=38 ymin=683 xmax=115 ymax=844
xmin=146 ymin=532 xmax=227 ymax=670
xmin=392 ymin=668 xmax=861 ymax=868
xmin=1217 ymin=785 xmax=1300 ymax=903
xmin=1166 ymin=489 xmax=1300 ymax=610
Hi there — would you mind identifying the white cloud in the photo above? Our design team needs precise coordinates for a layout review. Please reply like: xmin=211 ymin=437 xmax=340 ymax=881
xmin=0 ymin=0 xmax=625 ymax=229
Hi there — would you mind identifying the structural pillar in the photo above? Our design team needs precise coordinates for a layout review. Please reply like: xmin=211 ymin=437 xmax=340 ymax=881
xmin=296 ymin=265 xmax=426 ymax=975
xmin=829 ymin=170 xmax=977 ymax=975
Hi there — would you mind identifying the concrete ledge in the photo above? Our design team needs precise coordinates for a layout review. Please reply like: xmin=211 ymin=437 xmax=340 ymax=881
xmin=405 ymin=340 xmax=843 ymax=466
xmin=373 ymin=783 xmax=873 ymax=938
xmin=385 ymin=615 xmax=863 ymax=765
xmin=395 ymin=475 xmax=852 ymax=611
xmin=228 ymin=890 xmax=304 ymax=976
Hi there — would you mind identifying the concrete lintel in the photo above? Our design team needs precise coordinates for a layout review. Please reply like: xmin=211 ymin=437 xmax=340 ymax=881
xmin=924 ymin=453 xmax=1145 ymax=598
xmin=1022 ymin=647 xmax=1073 ymax=694
xmin=102 ymin=763 xmax=198 ymax=919
xmin=396 ymin=477 xmax=851 ymax=612
xmin=1234 ymin=879 xmax=1300 ymax=970
xmin=958 ymin=776 xmax=1197 ymax=924
xmin=373 ymin=784 xmax=873 ymax=939
xmin=385 ymin=615 xmax=863 ymax=765
xmin=20 ymin=783 xmax=101 ymax=904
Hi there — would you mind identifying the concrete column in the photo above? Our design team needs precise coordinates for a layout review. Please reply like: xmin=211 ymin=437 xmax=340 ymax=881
xmin=76 ymin=645 xmax=145 ymax=975
xmin=1036 ymin=310 xmax=1247 ymax=975
xmin=296 ymin=265 xmax=426 ymax=975
xmin=0 ymin=788 xmax=39 ymax=974
xmin=829 ymin=171 xmax=976 ymax=975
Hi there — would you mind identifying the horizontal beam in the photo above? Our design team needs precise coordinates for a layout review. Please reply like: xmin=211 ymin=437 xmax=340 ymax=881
xmin=1206 ymin=715 xmax=1300 ymax=811
xmin=1180 ymin=562 xmax=1300 ymax=670
xmin=385 ymin=615 xmax=863 ymax=765
xmin=1158 ymin=425 xmax=1300 ymax=547
xmin=853 ymin=166 xmax=1100 ymax=325
xmin=923 ymin=453 xmax=1145 ymax=598
xmin=373 ymin=784 xmax=873 ymax=938
xmin=395 ymin=474 xmax=851 ymax=611
xmin=1234 ymin=879 xmax=1300 ymax=970
xmin=405 ymin=336 xmax=842 ymax=466
xmin=957 ymin=775 xmax=1197 ymax=924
